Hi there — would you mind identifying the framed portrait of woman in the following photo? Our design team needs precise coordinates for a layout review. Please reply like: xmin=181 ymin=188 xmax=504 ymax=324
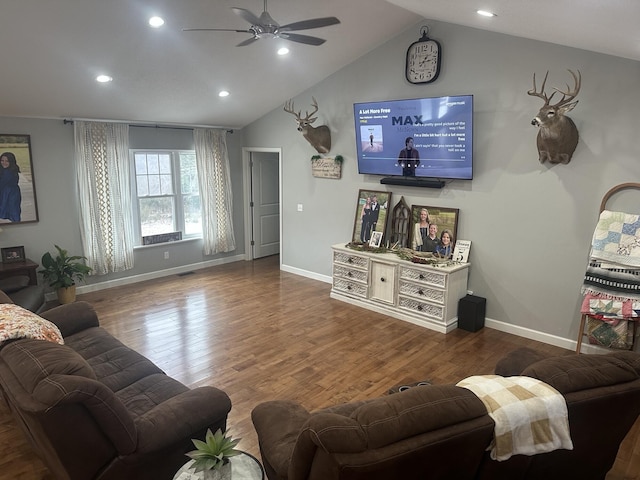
xmin=352 ymin=189 xmax=392 ymax=245
xmin=409 ymin=205 xmax=459 ymax=252
xmin=0 ymin=134 xmax=39 ymax=224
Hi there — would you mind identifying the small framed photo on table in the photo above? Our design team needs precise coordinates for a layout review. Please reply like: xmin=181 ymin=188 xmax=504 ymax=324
xmin=1 ymin=245 xmax=26 ymax=263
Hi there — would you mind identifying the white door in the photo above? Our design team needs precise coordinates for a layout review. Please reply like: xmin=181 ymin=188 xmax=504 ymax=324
xmin=250 ymin=151 xmax=280 ymax=258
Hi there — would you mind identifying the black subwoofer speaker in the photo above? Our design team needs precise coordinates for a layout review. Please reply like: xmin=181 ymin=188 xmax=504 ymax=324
xmin=458 ymin=294 xmax=486 ymax=332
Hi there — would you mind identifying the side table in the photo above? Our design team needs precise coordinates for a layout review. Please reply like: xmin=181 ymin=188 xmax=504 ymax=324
xmin=173 ymin=452 xmax=264 ymax=480
xmin=0 ymin=259 xmax=39 ymax=285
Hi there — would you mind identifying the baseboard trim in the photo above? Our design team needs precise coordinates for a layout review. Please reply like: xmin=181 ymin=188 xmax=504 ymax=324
xmin=45 ymin=254 xmax=246 ymax=301
xmin=281 ymin=264 xmax=332 ymax=284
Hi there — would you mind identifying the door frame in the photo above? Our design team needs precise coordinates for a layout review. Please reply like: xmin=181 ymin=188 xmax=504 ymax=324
xmin=242 ymin=147 xmax=282 ymax=262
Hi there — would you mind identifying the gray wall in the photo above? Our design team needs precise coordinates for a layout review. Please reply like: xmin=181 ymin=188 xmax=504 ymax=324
xmin=241 ymin=20 xmax=640 ymax=348
xmin=0 ymin=117 xmax=246 ymax=288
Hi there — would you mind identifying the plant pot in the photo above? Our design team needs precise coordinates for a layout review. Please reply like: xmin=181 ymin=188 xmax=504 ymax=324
xmin=202 ymin=462 xmax=232 ymax=480
xmin=56 ymin=285 xmax=77 ymax=304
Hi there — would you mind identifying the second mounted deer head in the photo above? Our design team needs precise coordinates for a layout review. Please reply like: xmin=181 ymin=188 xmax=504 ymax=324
xmin=528 ymin=69 xmax=581 ymax=164
xmin=283 ymin=97 xmax=331 ymax=154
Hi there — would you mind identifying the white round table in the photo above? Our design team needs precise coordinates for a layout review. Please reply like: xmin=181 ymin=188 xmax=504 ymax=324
xmin=173 ymin=452 xmax=264 ymax=480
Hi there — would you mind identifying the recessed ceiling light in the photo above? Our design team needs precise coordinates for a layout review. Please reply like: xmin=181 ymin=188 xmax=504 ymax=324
xmin=277 ymin=47 xmax=289 ymax=56
xmin=219 ymin=90 xmax=230 ymax=97
xmin=149 ymin=16 xmax=165 ymax=28
xmin=96 ymin=75 xmax=113 ymax=83
xmin=477 ymin=10 xmax=496 ymax=17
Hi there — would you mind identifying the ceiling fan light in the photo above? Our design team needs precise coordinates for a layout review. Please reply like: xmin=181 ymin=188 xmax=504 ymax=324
xmin=96 ymin=75 xmax=113 ymax=83
xmin=277 ymin=47 xmax=289 ymax=55
xmin=477 ymin=10 xmax=496 ymax=17
xmin=149 ymin=16 xmax=165 ymax=28
xmin=219 ymin=90 xmax=230 ymax=97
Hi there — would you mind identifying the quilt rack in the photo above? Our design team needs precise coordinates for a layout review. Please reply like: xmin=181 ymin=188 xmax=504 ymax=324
xmin=576 ymin=182 xmax=640 ymax=353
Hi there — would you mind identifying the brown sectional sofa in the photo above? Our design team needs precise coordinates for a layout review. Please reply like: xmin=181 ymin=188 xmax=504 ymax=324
xmin=252 ymin=348 xmax=640 ymax=480
xmin=0 ymin=300 xmax=232 ymax=480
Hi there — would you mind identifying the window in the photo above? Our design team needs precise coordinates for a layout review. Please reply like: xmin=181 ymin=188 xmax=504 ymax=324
xmin=132 ymin=150 xmax=201 ymax=243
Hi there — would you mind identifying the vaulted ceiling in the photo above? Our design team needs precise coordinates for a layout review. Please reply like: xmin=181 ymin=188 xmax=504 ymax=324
xmin=0 ymin=0 xmax=636 ymax=129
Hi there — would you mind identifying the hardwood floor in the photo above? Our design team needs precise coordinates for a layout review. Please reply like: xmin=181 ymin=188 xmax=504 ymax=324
xmin=1 ymin=255 xmax=638 ymax=479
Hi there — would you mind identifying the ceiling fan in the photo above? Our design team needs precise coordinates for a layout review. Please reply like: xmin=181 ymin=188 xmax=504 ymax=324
xmin=183 ymin=0 xmax=340 ymax=47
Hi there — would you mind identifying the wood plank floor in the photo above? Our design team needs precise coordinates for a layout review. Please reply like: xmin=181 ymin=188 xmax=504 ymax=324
xmin=1 ymin=255 xmax=638 ymax=479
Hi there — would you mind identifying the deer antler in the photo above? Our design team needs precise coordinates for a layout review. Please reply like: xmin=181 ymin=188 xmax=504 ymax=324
xmin=528 ymin=69 xmax=581 ymax=108
xmin=283 ymin=100 xmax=301 ymax=120
xmin=551 ymin=69 xmax=581 ymax=108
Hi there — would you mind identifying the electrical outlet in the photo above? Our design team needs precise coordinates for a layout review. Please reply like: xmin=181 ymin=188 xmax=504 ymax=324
xmin=164 ymin=251 xmax=169 ymax=260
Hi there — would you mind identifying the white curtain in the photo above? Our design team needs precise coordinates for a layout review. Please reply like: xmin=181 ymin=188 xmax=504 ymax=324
xmin=74 ymin=121 xmax=135 ymax=274
xmin=194 ymin=128 xmax=236 ymax=254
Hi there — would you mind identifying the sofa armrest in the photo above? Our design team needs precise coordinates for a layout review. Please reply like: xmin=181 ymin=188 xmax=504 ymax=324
xmin=39 ymin=301 xmax=100 ymax=337
xmin=252 ymin=400 xmax=312 ymax=479
xmin=135 ymin=386 xmax=232 ymax=453
xmin=494 ymin=347 xmax=549 ymax=376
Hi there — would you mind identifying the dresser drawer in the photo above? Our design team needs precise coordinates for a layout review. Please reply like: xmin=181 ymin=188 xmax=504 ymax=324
xmin=333 ymin=278 xmax=368 ymax=298
xmin=398 ymin=296 xmax=445 ymax=320
xmin=399 ymin=266 xmax=447 ymax=289
xmin=398 ymin=280 xmax=445 ymax=305
xmin=334 ymin=265 xmax=368 ymax=283
xmin=334 ymin=251 xmax=369 ymax=269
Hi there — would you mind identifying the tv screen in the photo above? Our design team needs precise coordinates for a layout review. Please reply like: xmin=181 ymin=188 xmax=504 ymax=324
xmin=353 ymin=95 xmax=473 ymax=180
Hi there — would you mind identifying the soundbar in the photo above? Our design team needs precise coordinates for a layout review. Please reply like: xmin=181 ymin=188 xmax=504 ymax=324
xmin=380 ymin=177 xmax=445 ymax=188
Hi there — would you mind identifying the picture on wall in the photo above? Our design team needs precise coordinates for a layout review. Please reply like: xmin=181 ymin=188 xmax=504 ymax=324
xmin=0 ymin=134 xmax=39 ymax=224
xmin=352 ymin=189 xmax=392 ymax=245
xmin=409 ymin=205 xmax=459 ymax=253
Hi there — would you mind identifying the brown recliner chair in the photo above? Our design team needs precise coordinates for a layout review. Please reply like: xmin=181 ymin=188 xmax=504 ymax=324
xmin=252 ymin=384 xmax=495 ymax=480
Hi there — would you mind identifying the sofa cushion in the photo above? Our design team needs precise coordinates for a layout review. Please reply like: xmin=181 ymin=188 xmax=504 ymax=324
xmin=0 ymin=304 xmax=63 ymax=345
xmin=522 ymin=354 xmax=639 ymax=394
xmin=64 ymin=326 xmax=164 ymax=392
xmin=116 ymin=373 xmax=189 ymax=418
xmin=0 ymin=338 xmax=96 ymax=394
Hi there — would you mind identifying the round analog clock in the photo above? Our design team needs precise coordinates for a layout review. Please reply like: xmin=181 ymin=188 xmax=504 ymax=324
xmin=405 ymin=30 xmax=441 ymax=84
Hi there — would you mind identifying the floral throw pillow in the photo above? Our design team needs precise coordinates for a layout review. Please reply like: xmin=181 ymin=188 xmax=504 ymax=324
xmin=0 ymin=304 xmax=64 ymax=345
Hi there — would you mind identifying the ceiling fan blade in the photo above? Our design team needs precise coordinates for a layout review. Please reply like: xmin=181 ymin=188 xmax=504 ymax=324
xmin=231 ymin=7 xmax=262 ymax=26
xmin=280 ymin=17 xmax=340 ymax=32
xmin=280 ymin=33 xmax=327 ymax=46
xmin=182 ymin=28 xmax=252 ymax=33
xmin=236 ymin=36 xmax=259 ymax=47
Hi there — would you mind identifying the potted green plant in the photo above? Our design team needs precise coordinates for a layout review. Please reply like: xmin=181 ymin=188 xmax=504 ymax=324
xmin=38 ymin=245 xmax=92 ymax=304
xmin=186 ymin=428 xmax=241 ymax=480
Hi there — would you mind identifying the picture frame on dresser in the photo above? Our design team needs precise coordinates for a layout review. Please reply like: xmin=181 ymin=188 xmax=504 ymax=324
xmin=352 ymin=189 xmax=391 ymax=244
xmin=0 ymin=134 xmax=39 ymax=224
xmin=409 ymin=205 xmax=459 ymax=251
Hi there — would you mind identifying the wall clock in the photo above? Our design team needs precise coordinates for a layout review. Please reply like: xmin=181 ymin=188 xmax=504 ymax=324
xmin=405 ymin=27 xmax=441 ymax=84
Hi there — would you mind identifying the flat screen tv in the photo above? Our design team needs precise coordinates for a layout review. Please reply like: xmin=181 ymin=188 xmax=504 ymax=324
xmin=353 ymin=95 xmax=473 ymax=181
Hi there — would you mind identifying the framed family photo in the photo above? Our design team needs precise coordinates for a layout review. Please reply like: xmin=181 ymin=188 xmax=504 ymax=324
xmin=1 ymin=245 xmax=26 ymax=263
xmin=409 ymin=205 xmax=460 ymax=251
xmin=0 ymin=134 xmax=39 ymax=224
xmin=352 ymin=189 xmax=392 ymax=245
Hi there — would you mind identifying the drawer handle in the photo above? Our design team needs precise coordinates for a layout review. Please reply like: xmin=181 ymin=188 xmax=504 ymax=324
xmin=417 ymin=305 xmax=423 ymax=311
xmin=347 ymin=272 xmax=353 ymax=277
xmin=347 ymin=285 xmax=352 ymax=290
xmin=380 ymin=277 xmax=386 ymax=282
xmin=419 ymin=274 xmax=425 ymax=280
xmin=418 ymin=289 xmax=424 ymax=296
xmin=347 ymin=258 xmax=354 ymax=264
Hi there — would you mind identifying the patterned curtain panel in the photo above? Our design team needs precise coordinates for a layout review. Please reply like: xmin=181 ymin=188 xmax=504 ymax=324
xmin=194 ymin=128 xmax=236 ymax=255
xmin=74 ymin=121 xmax=135 ymax=274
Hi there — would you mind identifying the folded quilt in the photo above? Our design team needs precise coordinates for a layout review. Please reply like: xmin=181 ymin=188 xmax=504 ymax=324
xmin=590 ymin=210 xmax=640 ymax=268
xmin=456 ymin=375 xmax=573 ymax=461
xmin=581 ymin=292 xmax=640 ymax=319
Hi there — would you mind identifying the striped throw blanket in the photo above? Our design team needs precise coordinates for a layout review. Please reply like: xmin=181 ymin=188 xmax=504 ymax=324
xmin=456 ymin=375 xmax=573 ymax=461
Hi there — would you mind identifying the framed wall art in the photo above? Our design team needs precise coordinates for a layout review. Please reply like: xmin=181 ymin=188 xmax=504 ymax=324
xmin=409 ymin=205 xmax=459 ymax=252
xmin=0 ymin=134 xmax=39 ymax=224
xmin=1 ymin=245 xmax=26 ymax=263
xmin=351 ymin=189 xmax=392 ymax=244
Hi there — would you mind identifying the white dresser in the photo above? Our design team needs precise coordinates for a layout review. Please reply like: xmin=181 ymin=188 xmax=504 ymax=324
xmin=331 ymin=243 xmax=470 ymax=333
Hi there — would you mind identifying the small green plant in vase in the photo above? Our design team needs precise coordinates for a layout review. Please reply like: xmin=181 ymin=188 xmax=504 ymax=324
xmin=39 ymin=245 xmax=92 ymax=304
xmin=186 ymin=428 xmax=241 ymax=480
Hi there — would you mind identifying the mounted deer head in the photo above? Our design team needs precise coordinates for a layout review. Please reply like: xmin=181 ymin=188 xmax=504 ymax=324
xmin=283 ymin=97 xmax=331 ymax=154
xmin=528 ymin=69 xmax=581 ymax=164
